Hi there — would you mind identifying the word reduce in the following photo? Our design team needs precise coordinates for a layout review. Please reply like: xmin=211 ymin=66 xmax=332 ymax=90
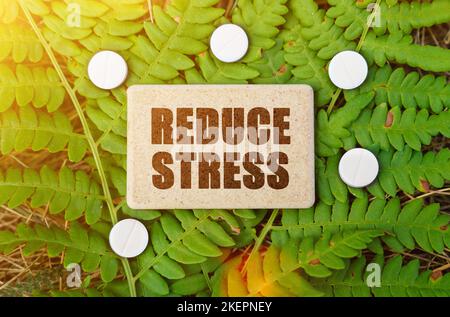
xmin=150 ymin=107 xmax=291 ymax=190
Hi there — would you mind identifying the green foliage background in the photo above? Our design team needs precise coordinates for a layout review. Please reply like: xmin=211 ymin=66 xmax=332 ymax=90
xmin=0 ymin=0 xmax=449 ymax=297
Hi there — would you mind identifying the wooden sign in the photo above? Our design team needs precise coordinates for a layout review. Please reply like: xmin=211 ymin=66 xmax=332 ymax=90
xmin=127 ymin=85 xmax=314 ymax=209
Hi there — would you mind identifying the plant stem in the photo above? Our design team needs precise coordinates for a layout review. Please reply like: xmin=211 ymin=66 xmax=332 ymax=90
xmin=241 ymin=209 xmax=279 ymax=274
xmin=19 ymin=1 xmax=137 ymax=297
xmin=121 ymin=259 xmax=137 ymax=297
xmin=326 ymin=0 xmax=381 ymax=114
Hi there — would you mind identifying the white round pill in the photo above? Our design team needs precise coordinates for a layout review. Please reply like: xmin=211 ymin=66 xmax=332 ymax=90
xmin=328 ymin=50 xmax=368 ymax=90
xmin=210 ymin=24 xmax=249 ymax=63
xmin=109 ymin=219 xmax=149 ymax=258
xmin=87 ymin=50 xmax=128 ymax=90
xmin=338 ymin=148 xmax=379 ymax=188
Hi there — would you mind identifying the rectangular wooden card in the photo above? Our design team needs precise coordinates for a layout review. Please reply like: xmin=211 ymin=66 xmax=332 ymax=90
xmin=127 ymin=85 xmax=315 ymax=209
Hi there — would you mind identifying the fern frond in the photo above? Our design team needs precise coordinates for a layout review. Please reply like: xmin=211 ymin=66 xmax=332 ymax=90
xmin=316 ymin=155 xmax=349 ymax=205
xmin=0 ymin=24 xmax=44 ymax=63
xmin=231 ymin=0 xmax=288 ymax=62
xmin=351 ymin=104 xmax=450 ymax=151
xmin=282 ymin=21 xmax=334 ymax=105
xmin=138 ymin=254 xmax=221 ymax=296
xmin=297 ymin=230 xmax=383 ymax=277
xmin=345 ymin=65 xmax=450 ymax=113
xmin=0 ymin=166 xmax=103 ymax=224
xmin=134 ymin=209 xmax=257 ymax=281
xmin=326 ymin=0 xmax=450 ymax=39
xmin=290 ymin=0 xmax=355 ymax=59
xmin=272 ymin=196 xmax=450 ymax=254
xmin=0 ymin=222 xmax=119 ymax=281
xmin=372 ymin=146 xmax=450 ymax=196
xmin=86 ymin=90 xmax=127 ymax=155
xmin=186 ymin=51 xmax=259 ymax=83
xmin=42 ymin=0 xmax=144 ymax=51
xmin=311 ymin=255 xmax=450 ymax=297
xmin=128 ymin=1 xmax=224 ymax=84
xmin=316 ymin=92 xmax=375 ymax=157
xmin=139 ymin=240 xmax=228 ymax=296
xmin=0 ymin=64 xmax=65 ymax=112
xmin=249 ymin=38 xmax=292 ymax=84
xmin=0 ymin=106 xmax=88 ymax=162
xmin=317 ymin=147 xmax=450 ymax=204
xmin=361 ymin=32 xmax=450 ymax=72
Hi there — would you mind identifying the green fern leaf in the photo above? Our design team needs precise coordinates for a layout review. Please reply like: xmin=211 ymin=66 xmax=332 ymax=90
xmin=0 ymin=222 xmax=118 ymax=278
xmin=361 ymin=32 xmax=450 ymax=72
xmin=0 ymin=64 xmax=65 ymax=112
xmin=0 ymin=106 xmax=88 ymax=162
xmin=186 ymin=51 xmax=259 ymax=83
xmin=345 ymin=65 xmax=450 ymax=113
xmin=0 ymin=166 xmax=103 ymax=224
xmin=272 ymin=196 xmax=450 ymax=254
xmin=297 ymin=230 xmax=383 ymax=278
xmin=316 ymin=92 xmax=375 ymax=157
xmin=128 ymin=1 xmax=224 ymax=84
xmin=317 ymin=147 xmax=450 ymax=204
xmin=134 ymin=209 xmax=257 ymax=282
xmin=351 ymin=104 xmax=449 ymax=151
xmin=373 ymin=146 xmax=450 ymax=196
xmin=290 ymin=0 xmax=355 ymax=59
xmin=231 ymin=0 xmax=288 ymax=62
xmin=282 ymin=20 xmax=335 ymax=105
xmin=311 ymin=255 xmax=450 ymax=297
xmin=85 ymin=89 xmax=127 ymax=155
xmin=249 ymin=38 xmax=292 ymax=84
xmin=0 ymin=24 xmax=44 ymax=63
xmin=316 ymin=155 xmax=349 ymax=205
xmin=326 ymin=0 xmax=450 ymax=39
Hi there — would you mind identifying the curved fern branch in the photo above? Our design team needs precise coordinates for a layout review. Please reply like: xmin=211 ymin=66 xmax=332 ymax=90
xmin=282 ymin=21 xmax=334 ymax=105
xmin=86 ymin=90 xmax=127 ymax=155
xmin=186 ymin=51 xmax=259 ymax=83
xmin=0 ymin=166 xmax=103 ymax=224
xmin=0 ymin=24 xmax=44 ymax=63
xmin=317 ymin=147 xmax=450 ymax=204
xmin=134 ymin=209 xmax=252 ymax=281
xmin=290 ymin=0 xmax=355 ymax=60
xmin=0 ymin=106 xmax=88 ymax=162
xmin=361 ymin=32 xmax=450 ymax=72
xmin=0 ymin=64 xmax=65 ymax=112
xmin=351 ymin=104 xmax=449 ymax=151
xmin=231 ymin=0 xmax=288 ymax=62
xmin=128 ymin=1 xmax=224 ymax=84
xmin=326 ymin=0 xmax=450 ymax=39
xmin=311 ymin=255 xmax=450 ymax=297
xmin=373 ymin=146 xmax=450 ymax=196
xmin=345 ymin=65 xmax=450 ymax=114
xmin=249 ymin=37 xmax=292 ymax=84
xmin=316 ymin=92 xmax=375 ymax=157
xmin=272 ymin=196 xmax=450 ymax=254
xmin=0 ymin=222 xmax=119 ymax=282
